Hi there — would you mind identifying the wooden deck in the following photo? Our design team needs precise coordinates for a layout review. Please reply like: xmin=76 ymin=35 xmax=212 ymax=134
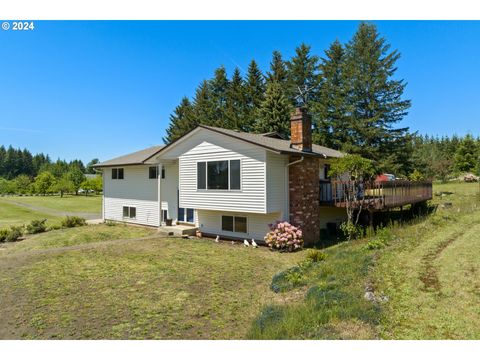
xmin=320 ymin=179 xmax=433 ymax=210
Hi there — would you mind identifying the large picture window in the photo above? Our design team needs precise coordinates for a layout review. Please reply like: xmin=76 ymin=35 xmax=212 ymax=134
xmin=197 ymin=160 xmax=241 ymax=190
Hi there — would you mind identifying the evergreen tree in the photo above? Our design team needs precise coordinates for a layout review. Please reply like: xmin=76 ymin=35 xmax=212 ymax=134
xmin=267 ymin=50 xmax=288 ymax=85
xmin=244 ymin=60 xmax=265 ymax=131
xmin=254 ymin=81 xmax=292 ymax=137
xmin=342 ymin=22 xmax=411 ymax=173
xmin=286 ymin=43 xmax=320 ymax=108
xmin=454 ymin=134 xmax=478 ymax=173
xmin=210 ymin=66 xmax=230 ymax=128
xmin=225 ymin=67 xmax=246 ymax=130
xmin=163 ymin=97 xmax=196 ymax=143
xmin=313 ymin=39 xmax=347 ymax=149
xmin=193 ymin=80 xmax=216 ymax=126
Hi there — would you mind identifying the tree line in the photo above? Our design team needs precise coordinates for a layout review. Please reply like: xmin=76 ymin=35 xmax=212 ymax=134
xmin=164 ymin=22 xmax=479 ymax=180
xmin=164 ymin=22 xmax=413 ymax=175
xmin=0 ymin=145 xmax=101 ymax=196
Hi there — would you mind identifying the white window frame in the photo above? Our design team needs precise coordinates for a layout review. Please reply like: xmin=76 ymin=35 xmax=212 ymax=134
xmin=221 ymin=215 xmax=248 ymax=234
xmin=122 ymin=206 xmax=136 ymax=219
xmin=196 ymin=159 xmax=242 ymax=191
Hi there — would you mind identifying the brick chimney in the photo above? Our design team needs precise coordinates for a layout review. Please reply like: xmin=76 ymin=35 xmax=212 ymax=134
xmin=290 ymin=107 xmax=312 ymax=152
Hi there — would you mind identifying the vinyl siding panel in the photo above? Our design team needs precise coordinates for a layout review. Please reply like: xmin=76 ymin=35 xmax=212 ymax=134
xmin=197 ymin=210 xmax=282 ymax=241
xmin=103 ymin=165 xmax=159 ymax=226
xmin=104 ymin=197 xmax=159 ymax=226
xmin=177 ymin=130 xmax=267 ymax=213
xmin=266 ymin=152 xmax=288 ymax=215
xmin=159 ymin=162 xmax=179 ymax=222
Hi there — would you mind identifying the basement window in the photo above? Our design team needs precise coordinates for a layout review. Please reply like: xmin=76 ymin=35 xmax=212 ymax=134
xmin=221 ymin=215 xmax=247 ymax=233
xmin=123 ymin=206 xmax=136 ymax=219
xmin=112 ymin=168 xmax=124 ymax=180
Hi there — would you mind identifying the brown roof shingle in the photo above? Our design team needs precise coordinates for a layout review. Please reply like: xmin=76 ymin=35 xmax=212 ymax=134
xmin=94 ymin=145 xmax=164 ymax=168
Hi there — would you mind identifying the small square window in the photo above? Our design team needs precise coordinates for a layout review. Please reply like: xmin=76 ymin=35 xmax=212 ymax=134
xmin=123 ymin=206 xmax=136 ymax=219
xmin=118 ymin=168 xmax=124 ymax=179
xmin=129 ymin=207 xmax=136 ymax=218
xmin=112 ymin=168 xmax=118 ymax=179
xmin=123 ymin=206 xmax=129 ymax=217
xmin=149 ymin=166 xmax=158 ymax=179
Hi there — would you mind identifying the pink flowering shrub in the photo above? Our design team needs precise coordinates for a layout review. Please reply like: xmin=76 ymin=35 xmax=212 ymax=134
xmin=264 ymin=221 xmax=303 ymax=252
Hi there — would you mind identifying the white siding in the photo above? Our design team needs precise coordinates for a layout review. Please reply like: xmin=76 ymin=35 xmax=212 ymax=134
xmin=103 ymin=165 xmax=159 ymax=226
xmin=104 ymin=197 xmax=159 ymax=227
xmin=266 ymin=152 xmax=288 ymax=215
xmin=197 ymin=209 xmax=282 ymax=241
xmin=159 ymin=162 xmax=179 ymax=223
xmin=176 ymin=129 xmax=268 ymax=213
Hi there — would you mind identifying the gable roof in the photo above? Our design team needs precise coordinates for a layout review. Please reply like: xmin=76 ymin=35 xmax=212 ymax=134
xmin=195 ymin=125 xmax=343 ymax=158
xmin=94 ymin=145 xmax=164 ymax=168
xmin=96 ymin=125 xmax=343 ymax=168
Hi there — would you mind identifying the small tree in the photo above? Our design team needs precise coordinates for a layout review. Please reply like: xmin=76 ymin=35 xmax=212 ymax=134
xmin=52 ymin=174 xmax=75 ymax=197
xmin=67 ymin=167 xmax=86 ymax=195
xmin=33 ymin=171 xmax=56 ymax=196
xmin=80 ymin=177 xmax=102 ymax=196
xmin=329 ymin=154 xmax=376 ymax=240
xmin=14 ymin=175 xmax=32 ymax=194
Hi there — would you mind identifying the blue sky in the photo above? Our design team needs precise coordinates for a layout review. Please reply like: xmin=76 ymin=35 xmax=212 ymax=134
xmin=0 ymin=21 xmax=479 ymax=163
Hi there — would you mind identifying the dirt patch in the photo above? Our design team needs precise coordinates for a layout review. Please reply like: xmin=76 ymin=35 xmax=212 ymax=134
xmin=419 ymin=232 xmax=461 ymax=293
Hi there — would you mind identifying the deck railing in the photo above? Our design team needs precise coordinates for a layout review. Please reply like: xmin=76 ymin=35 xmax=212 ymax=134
xmin=319 ymin=179 xmax=433 ymax=209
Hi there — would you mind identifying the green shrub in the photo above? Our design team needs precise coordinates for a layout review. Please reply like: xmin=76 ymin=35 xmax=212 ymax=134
xmin=365 ymin=227 xmax=393 ymax=250
xmin=26 ymin=219 xmax=47 ymax=234
xmin=61 ymin=216 xmax=86 ymax=228
xmin=47 ymin=224 xmax=62 ymax=231
xmin=340 ymin=222 xmax=362 ymax=240
xmin=306 ymin=249 xmax=327 ymax=263
xmin=0 ymin=228 xmax=9 ymax=242
xmin=6 ymin=226 xmax=24 ymax=242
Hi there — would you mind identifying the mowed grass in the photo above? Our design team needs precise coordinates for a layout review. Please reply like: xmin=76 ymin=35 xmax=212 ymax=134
xmin=374 ymin=182 xmax=480 ymax=339
xmin=0 ymin=199 xmax=61 ymax=227
xmin=4 ymin=223 xmax=157 ymax=254
xmin=0 ymin=195 xmax=102 ymax=214
xmin=0 ymin=225 xmax=303 ymax=339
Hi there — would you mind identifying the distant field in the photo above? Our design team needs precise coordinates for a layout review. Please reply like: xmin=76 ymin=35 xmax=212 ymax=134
xmin=0 ymin=195 xmax=101 ymax=227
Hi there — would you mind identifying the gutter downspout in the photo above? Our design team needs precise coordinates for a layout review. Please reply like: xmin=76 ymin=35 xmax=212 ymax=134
xmin=284 ymin=156 xmax=304 ymax=222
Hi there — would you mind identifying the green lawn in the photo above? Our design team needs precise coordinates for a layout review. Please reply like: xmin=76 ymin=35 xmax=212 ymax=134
xmin=0 ymin=195 xmax=102 ymax=228
xmin=0 ymin=224 xmax=303 ymax=339
xmin=0 ymin=195 xmax=101 ymax=214
xmin=0 ymin=199 xmax=61 ymax=227
xmin=1 ymin=182 xmax=478 ymax=339
xmin=374 ymin=182 xmax=480 ymax=339
xmin=249 ymin=181 xmax=480 ymax=339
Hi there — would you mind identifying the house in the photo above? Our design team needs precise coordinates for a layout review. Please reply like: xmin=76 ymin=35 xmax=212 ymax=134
xmin=95 ymin=108 xmax=348 ymax=245
xmin=95 ymin=107 xmax=432 ymax=245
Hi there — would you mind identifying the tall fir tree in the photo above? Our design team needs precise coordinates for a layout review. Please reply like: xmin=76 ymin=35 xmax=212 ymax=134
xmin=210 ymin=66 xmax=230 ymax=128
xmin=342 ymin=22 xmax=411 ymax=173
xmin=267 ymin=50 xmax=288 ymax=85
xmin=192 ymin=80 xmax=216 ymax=127
xmin=163 ymin=97 xmax=196 ymax=144
xmin=313 ymin=39 xmax=347 ymax=149
xmin=254 ymin=81 xmax=292 ymax=137
xmin=225 ymin=67 xmax=246 ymax=130
xmin=453 ymin=134 xmax=478 ymax=173
xmin=286 ymin=43 xmax=321 ymax=108
xmin=244 ymin=60 xmax=266 ymax=132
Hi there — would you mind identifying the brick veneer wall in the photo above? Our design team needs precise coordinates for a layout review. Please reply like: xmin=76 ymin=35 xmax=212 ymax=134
xmin=288 ymin=155 xmax=320 ymax=246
